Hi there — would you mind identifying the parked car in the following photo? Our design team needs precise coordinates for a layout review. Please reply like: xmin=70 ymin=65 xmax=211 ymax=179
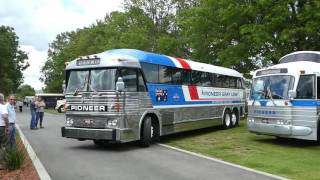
xmin=55 ymin=99 xmax=67 ymax=113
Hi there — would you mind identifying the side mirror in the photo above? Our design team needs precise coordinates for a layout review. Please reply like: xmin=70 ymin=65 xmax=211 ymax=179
xmin=288 ymin=90 xmax=296 ymax=99
xmin=116 ymin=77 xmax=125 ymax=92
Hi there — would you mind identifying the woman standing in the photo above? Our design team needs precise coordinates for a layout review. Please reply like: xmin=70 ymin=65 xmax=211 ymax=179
xmin=35 ymin=97 xmax=46 ymax=128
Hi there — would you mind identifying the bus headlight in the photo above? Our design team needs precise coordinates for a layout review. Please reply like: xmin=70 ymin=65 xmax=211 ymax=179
xmin=106 ymin=119 xmax=118 ymax=127
xmin=248 ymin=118 xmax=255 ymax=123
xmin=66 ymin=118 xmax=74 ymax=127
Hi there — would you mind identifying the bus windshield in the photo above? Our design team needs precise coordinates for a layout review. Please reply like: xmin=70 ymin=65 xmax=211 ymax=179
xmin=66 ymin=68 xmax=117 ymax=93
xmin=251 ymin=75 xmax=294 ymax=100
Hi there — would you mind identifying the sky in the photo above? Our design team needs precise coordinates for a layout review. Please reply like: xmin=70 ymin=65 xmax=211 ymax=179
xmin=0 ymin=0 xmax=124 ymax=90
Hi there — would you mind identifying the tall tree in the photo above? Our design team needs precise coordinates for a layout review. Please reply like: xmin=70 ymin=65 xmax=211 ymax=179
xmin=179 ymin=0 xmax=320 ymax=77
xmin=16 ymin=84 xmax=36 ymax=100
xmin=0 ymin=26 xmax=29 ymax=95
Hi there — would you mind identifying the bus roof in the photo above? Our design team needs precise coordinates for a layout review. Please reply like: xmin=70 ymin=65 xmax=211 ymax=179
xmin=253 ymin=60 xmax=320 ymax=78
xmin=279 ymin=51 xmax=320 ymax=64
xmin=66 ymin=49 xmax=243 ymax=78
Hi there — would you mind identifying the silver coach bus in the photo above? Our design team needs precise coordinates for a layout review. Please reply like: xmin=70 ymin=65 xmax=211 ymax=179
xmin=61 ymin=49 xmax=245 ymax=146
xmin=248 ymin=51 xmax=320 ymax=141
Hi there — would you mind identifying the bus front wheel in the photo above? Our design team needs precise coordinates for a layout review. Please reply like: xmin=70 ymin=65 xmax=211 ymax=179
xmin=140 ymin=116 xmax=153 ymax=147
xmin=223 ymin=109 xmax=232 ymax=129
xmin=58 ymin=106 xmax=66 ymax=113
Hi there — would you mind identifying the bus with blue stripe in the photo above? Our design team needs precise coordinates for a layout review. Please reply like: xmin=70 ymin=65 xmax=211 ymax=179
xmin=61 ymin=49 xmax=245 ymax=146
xmin=248 ymin=51 xmax=320 ymax=141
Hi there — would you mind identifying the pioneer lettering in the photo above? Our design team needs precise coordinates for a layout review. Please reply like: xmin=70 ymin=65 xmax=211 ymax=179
xmin=70 ymin=105 xmax=107 ymax=112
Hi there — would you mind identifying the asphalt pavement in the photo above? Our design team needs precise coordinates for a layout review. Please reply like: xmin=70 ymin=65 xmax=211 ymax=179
xmin=16 ymin=107 xmax=282 ymax=180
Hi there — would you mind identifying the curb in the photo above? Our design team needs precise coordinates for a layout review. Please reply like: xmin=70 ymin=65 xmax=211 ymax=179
xmin=158 ymin=143 xmax=289 ymax=180
xmin=16 ymin=124 xmax=52 ymax=180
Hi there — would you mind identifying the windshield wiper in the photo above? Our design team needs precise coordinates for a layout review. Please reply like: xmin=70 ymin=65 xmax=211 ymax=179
xmin=266 ymin=87 xmax=276 ymax=106
xmin=271 ymin=92 xmax=284 ymax=99
xmin=73 ymin=88 xmax=79 ymax=96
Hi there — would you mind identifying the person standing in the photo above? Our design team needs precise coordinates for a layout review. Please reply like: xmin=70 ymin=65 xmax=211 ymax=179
xmin=6 ymin=95 xmax=16 ymax=149
xmin=17 ymin=100 xmax=23 ymax=112
xmin=30 ymin=97 xmax=37 ymax=129
xmin=35 ymin=97 xmax=46 ymax=128
xmin=0 ymin=93 xmax=8 ymax=149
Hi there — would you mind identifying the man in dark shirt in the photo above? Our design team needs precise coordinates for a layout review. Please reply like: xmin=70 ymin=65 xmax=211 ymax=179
xmin=30 ymin=98 xmax=37 ymax=129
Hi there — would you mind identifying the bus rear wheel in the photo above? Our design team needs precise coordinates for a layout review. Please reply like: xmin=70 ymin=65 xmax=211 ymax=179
xmin=140 ymin=116 xmax=154 ymax=147
xmin=223 ymin=109 xmax=232 ymax=129
xmin=231 ymin=109 xmax=239 ymax=127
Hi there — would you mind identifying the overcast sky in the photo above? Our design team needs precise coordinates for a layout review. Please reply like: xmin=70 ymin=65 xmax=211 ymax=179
xmin=0 ymin=0 xmax=124 ymax=90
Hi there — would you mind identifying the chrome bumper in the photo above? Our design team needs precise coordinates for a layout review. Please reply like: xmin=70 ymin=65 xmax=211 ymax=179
xmin=61 ymin=127 xmax=117 ymax=141
xmin=248 ymin=122 xmax=312 ymax=136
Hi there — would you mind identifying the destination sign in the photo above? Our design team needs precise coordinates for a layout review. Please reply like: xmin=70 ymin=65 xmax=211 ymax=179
xmin=256 ymin=68 xmax=287 ymax=76
xmin=76 ymin=58 xmax=100 ymax=66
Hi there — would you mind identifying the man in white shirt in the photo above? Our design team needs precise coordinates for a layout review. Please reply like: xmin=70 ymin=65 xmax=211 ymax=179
xmin=0 ymin=93 xmax=8 ymax=149
xmin=6 ymin=95 xmax=16 ymax=149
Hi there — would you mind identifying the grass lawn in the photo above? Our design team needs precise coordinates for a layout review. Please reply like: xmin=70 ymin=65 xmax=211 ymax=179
xmin=161 ymin=119 xmax=320 ymax=180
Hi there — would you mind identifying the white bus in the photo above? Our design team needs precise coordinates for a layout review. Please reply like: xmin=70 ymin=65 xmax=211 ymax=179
xmin=35 ymin=93 xmax=65 ymax=108
xmin=248 ymin=51 xmax=320 ymax=141
xmin=61 ymin=49 xmax=245 ymax=146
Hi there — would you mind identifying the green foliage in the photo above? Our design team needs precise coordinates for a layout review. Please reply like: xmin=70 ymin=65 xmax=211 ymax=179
xmin=15 ymin=84 xmax=36 ymax=100
xmin=0 ymin=26 xmax=29 ymax=96
xmin=41 ymin=0 xmax=320 ymax=91
xmin=2 ymin=147 xmax=25 ymax=170
xmin=179 ymin=0 xmax=320 ymax=77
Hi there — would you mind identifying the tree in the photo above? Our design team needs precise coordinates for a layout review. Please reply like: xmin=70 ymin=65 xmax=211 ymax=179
xmin=0 ymin=26 xmax=29 ymax=95
xmin=15 ymin=84 xmax=36 ymax=100
xmin=178 ymin=0 xmax=320 ymax=77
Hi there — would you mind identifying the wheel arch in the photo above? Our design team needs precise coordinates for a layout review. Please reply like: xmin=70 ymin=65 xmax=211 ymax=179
xmin=138 ymin=111 xmax=161 ymax=140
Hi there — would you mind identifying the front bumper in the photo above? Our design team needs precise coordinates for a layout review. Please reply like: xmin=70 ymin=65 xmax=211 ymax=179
xmin=248 ymin=122 xmax=312 ymax=136
xmin=61 ymin=127 xmax=117 ymax=141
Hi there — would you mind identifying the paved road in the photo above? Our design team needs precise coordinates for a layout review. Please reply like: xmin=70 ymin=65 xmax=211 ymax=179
xmin=16 ymin=107 xmax=280 ymax=180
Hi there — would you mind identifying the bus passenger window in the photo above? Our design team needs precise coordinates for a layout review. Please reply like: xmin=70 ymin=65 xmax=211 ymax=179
xmin=191 ymin=71 xmax=202 ymax=86
xmin=215 ymin=74 xmax=223 ymax=88
xmin=140 ymin=62 xmax=159 ymax=83
xmin=181 ymin=70 xmax=191 ymax=85
xmin=120 ymin=68 xmax=138 ymax=92
xmin=159 ymin=65 xmax=171 ymax=84
xmin=229 ymin=77 xmax=237 ymax=88
xmin=222 ymin=76 xmax=231 ymax=88
xmin=171 ymin=68 xmax=183 ymax=85
xmin=296 ymin=75 xmax=315 ymax=99
xmin=201 ymin=72 xmax=213 ymax=87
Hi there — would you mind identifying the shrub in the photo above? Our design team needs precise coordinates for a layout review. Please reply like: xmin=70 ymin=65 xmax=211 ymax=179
xmin=2 ymin=142 xmax=26 ymax=170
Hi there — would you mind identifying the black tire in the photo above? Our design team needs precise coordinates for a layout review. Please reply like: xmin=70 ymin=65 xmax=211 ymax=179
xmin=231 ymin=109 xmax=239 ymax=127
xmin=93 ymin=140 xmax=108 ymax=146
xmin=223 ymin=109 xmax=232 ymax=129
xmin=140 ymin=116 xmax=153 ymax=147
xmin=58 ymin=106 xmax=66 ymax=113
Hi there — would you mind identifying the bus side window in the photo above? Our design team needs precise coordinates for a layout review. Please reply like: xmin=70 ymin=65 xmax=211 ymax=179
xmin=159 ymin=65 xmax=172 ymax=84
xmin=140 ymin=62 xmax=159 ymax=83
xmin=171 ymin=68 xmax=183 ymax=85
xmin=181 ymin=70 xmax=191 ymax=85
xmin=120 ymin=68 xmax=138 ymax=92
xmin=191 ymin=71 xmax=202 ymax=86
xmin=296 ymin=75 xmax=315 ymax=99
